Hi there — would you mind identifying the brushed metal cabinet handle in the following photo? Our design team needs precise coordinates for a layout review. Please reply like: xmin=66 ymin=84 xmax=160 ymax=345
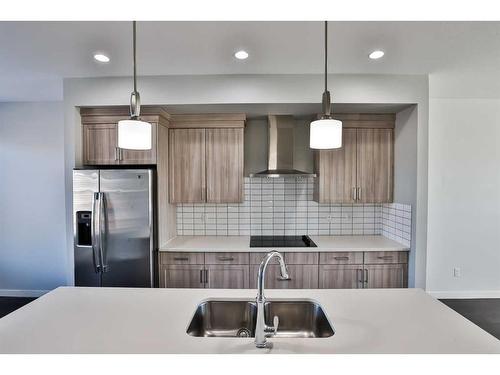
xmin=173 ymin=256 xmax=189 ymax=261
xmin=114 ymin=147 xmax=119 ymax=161
xmin=352 ymin=187 xmax=356 ymax=201
xmin=205 ymin=269 xmax=209 ymax=284
xmin=364 ymin=269 xmax=368 ymax=285
xmin=199 ymin=269 xmax=203 ymax=284
xmin=357 ymin=269 xmax=363 ymax=288
xmin=334 ymin=256 xmax=349 ymax=261
xmin=377 ymin=256 xmax=393 ymax=260
xmin=357 ymin=187 xmax=361 ymax=201
xmin=217 ymin=256 xmax=235 ymax=261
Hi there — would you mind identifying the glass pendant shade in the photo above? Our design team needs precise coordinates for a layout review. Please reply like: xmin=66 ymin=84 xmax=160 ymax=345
xmin=309 ymin=118 xmax=343 ymax=149
xmin=117 ymin=119 xmax=152 ymax=150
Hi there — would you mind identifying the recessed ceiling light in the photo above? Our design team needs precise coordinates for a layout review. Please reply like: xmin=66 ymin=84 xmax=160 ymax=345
xmin=369 ymin=50 xmax=385 ymax=60
xmin=234 ymin=50 xmax=249 ymax=60
xmin=94 ymin=53 xmax=110 ymax=63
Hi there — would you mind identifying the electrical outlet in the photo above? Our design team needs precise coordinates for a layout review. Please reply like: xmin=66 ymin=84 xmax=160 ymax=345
xmin=453 ymin=267 xmax=461 ymax=278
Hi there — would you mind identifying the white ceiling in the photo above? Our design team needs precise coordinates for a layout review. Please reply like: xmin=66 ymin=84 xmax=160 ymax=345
xmin=1 ymin=21 xmax=500 ymax=101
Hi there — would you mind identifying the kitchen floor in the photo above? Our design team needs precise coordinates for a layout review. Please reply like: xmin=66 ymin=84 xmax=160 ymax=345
xmin=0 ymin=296 xmax=498 ymax=340
xmin=0 ymin=297 xmax=36 ymax=318
xmin=440 ymin=299 xmax=500 ymax=340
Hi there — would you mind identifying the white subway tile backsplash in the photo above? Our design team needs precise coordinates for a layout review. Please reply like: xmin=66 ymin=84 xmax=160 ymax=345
xmin=175 ymin=177 xmax=411 ymax=245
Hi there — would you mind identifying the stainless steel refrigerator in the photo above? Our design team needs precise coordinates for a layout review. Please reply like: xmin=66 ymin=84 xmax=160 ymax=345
xmin=73 ymin=169 xmax=155 ymax=287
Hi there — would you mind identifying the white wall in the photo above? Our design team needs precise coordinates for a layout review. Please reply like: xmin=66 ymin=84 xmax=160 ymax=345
xmin=426 ymin=96 xmax=500 ymax=298
xmin=64 ymin=74 xmax=429 ymax=287
xmin=394 ymin=105 xmax=419 ymax=287
xmin=0 ymin=102 xmax=66 ymax=297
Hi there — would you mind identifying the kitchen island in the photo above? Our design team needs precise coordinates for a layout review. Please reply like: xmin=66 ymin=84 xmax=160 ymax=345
xmin=0 ymin=287 xmax=498 ymax=353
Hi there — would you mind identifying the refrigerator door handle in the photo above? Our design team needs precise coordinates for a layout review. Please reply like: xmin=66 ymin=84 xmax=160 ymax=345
xmin=98 ymin=192 xmax=108 ymax=273
xmin=91 ymin=192 xmax=101 ymax=273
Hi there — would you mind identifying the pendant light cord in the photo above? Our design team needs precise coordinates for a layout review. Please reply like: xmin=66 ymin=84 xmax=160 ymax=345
xmin=324 ymin=20 xmax=328 ymax=93
xmin=133 ymin=20 xmax=137 ymax=94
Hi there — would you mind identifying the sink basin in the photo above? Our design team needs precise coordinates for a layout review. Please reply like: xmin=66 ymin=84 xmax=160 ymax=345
xmin=186 ymin=299 xmax=334 ymax=338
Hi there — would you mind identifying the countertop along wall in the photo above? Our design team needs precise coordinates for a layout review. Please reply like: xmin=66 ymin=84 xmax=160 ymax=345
xmin=63 ymin=73 xmax=429 ymax=288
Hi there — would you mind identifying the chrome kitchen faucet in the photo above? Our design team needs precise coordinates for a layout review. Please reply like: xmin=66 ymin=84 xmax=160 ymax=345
xmin=254 ymin=251 xmax=290 ymax=348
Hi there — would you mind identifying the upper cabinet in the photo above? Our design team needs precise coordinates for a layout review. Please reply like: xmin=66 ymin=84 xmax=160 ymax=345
xmin=314 ymin=114 xmax=394 ymax=204
xmin=168 ymin=114 xmax=246 ymax=204
xmin=80 ymin=107 xmax=168 ymax=165
xmin=169 ymin=128 xmax=207 ymax=203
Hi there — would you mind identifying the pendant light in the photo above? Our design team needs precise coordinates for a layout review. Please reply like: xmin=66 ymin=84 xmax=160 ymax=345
xmin=117 ymin=21 xmax=152 ymax=150
xmin=310 ymin=21 xmax=342 ymax=149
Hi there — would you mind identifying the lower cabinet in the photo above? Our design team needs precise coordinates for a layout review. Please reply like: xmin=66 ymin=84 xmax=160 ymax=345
xmin=364 ymin=264 xmax=407 ymax=288
xmin=205 ymin=265 xmax=249 ymax=289
xmin=160 ymin=265 xmax=205 ymax=288
xmin=159 ymin=251 xmax=408 ymax=289
xmin=319 ymin=265 xmax=363 ymax=289
xmin=249 ymin=265 xmax=319 ymax=289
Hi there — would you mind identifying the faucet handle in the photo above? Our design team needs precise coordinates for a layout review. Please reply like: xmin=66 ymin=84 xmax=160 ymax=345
xmin=264 ymin=315 xmax=279 ymax=337
xmin=273 ymin=315 xmax=279 ymax=331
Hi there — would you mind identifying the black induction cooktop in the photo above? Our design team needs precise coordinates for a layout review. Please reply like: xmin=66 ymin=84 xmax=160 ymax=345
xmin=249 ymin=235 xmax=317 ymax=248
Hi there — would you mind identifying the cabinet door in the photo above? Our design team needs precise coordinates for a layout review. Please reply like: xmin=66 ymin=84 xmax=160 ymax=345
xmin=120 ymin=122 xmax=157 ymax=164
xmin=169 ymin=128 xmax=206 ymax=203
xmin=364 ymin=264 xmax=407 ymax=288
xmin=249 ymin=265 xmax=319 ymax=289
xmin=206 ymin=128 xmax=244 ymax=203
xmin=356 ymin=128 xmax=393 ymax=203
xmin=314 ymin=128 xmax=357 ymax=203
xmin=82 ymin=124 xmax=119 ymax=165
xmin=356 ymin=128 xmax=376 ymax=202
xmin=373 ymin=129 xmax=393 ymax=203
xmin=319 ymin=265 xmax=363 ymax=289
xmin=205 ymin=265 xmax=249 ymax=289
xmin=160 ymin=265 xmax=205 ymax=288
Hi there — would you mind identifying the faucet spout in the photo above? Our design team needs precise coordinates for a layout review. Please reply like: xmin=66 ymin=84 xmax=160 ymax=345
xmin=254 ymin=251 xmax=289 ymax=348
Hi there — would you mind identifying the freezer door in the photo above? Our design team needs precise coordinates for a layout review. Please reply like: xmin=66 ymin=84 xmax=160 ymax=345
xmin=73 ymin=169 xmax=101 ymax=287
xmin=99 ymin=169 xmax=153 ymax=287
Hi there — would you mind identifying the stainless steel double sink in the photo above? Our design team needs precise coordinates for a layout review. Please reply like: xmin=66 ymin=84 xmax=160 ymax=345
xmin=187 ymin=299 xmax=334 ymax=338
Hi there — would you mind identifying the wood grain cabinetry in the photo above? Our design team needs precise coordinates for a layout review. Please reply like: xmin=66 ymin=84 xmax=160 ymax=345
xmin=160 ymin=264 xmax=205 ymax=288
xmin=249 ymin=265 xmax=319 ymax=289
xmin=356 ymin=128 xmax=394 ymax=203
xmin=314 ymin=128 xmax=357 ymax=203
xmin=205 ymin=265 xmax=249 ymax=289
xmin=364 ymin=264 xmax=407 ymax=288
xmin=80 ymin=107 xmax=165 ymax=166
xmin=314 ymin=114 xmax=394 ymax=204
xmin=82 ymin=124 xmax=119 ymax=165
xmin=168 ymin=128 xmax=206 ymax=203
xmin=206 ymin=128 xmax=244 ymax=203
xmin=168 ymin=114 xmax=245 ymax=204
xmin=319 ymin=265 xmax=363 ymax=289
xmin=159 ymin=250 xmax=408 ymax=289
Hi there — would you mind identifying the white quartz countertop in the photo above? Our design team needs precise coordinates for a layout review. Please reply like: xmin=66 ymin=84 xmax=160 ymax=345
xmin=0 ymin=287 xmax=498 ymax=354
xmin=160 ymin=235 xmax=409 ymax=252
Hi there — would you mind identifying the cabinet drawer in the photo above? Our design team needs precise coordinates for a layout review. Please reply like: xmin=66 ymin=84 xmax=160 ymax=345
xmin=205 ymin=252 xmax=249 ymax=265
xmin=249 ymin=265 xmax=319 ymax=289
xmin=161 ymin=252 xmax=204 ymax=265
xmin=320 ymin=252 xmax=363 ymax=265
xmin=364 ymin=251 xmax=408 ymax=264
xmin=250 ymin=252 xmax=278 ymax=265
xmin=285 ymin=252 xmax=319 ymax=265
xmin=250 ymin=252 xmax=318 ymax=265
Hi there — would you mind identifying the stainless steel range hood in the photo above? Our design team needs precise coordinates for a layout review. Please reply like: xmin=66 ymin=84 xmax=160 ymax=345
xmin=249 ymin=115 xmax=316 ymax=178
